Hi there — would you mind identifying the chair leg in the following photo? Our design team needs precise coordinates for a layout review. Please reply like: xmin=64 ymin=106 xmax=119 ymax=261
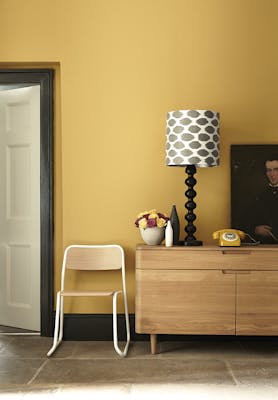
xmin=112 ymin=291 xmax=130 ymax=357
xmin=47 ymin=292 xmax=63 ymax=357
xmin=123 ymin=291 xmax=130 ymax=345
xmin=58 ymin=295 xmax=64 ymax=342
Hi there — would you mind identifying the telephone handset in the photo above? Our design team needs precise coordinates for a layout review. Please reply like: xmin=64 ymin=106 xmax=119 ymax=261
xmin=212 ymin=229 xmax=245 ymax=247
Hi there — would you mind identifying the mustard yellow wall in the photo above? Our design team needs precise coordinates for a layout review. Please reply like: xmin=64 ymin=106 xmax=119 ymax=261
xmin=1 ymin=0 xmax=277 ymax=313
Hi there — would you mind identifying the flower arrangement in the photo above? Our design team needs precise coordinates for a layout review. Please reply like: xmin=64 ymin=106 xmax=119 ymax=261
xmin=135 ymin=209 xmax=169 ymax=229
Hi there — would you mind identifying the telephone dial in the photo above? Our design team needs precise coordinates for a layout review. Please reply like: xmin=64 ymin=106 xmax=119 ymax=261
xmin=212 ymin=229 xmax=245 ymax=247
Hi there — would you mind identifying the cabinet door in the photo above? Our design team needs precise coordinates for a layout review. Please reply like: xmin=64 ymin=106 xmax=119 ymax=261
xmin=236 ymin=271 xmax=278 ymax=335
xmin=136 ymin=269 xmax=236 ymax=335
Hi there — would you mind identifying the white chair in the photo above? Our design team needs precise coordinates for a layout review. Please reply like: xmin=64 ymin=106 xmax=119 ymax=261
xmin=47 ymin=244 xmax=130 ymax=357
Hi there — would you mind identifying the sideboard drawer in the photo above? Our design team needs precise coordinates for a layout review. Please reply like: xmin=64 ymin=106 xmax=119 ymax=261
xmin=136 ymin=247 xmax=278 ymax=271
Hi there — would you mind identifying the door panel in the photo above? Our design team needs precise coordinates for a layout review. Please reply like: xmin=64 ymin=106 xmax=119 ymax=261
xmin=136 ymin=269 xmax=236 ymax=335
xmin=0 ymin=86 xmax=40 ymax=331
xmin=236 ymin=271 xmax=278 ymax=335
xmin=7 ymin=144 xmax=31 ymax=218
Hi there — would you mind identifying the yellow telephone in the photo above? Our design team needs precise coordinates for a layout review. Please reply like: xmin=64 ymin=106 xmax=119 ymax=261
xmin=212 ymin=229 xmax=245 ymax=247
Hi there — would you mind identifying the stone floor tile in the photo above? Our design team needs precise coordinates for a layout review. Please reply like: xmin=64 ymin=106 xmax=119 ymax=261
xmin=0 ymin=358 xmax=44 ymax=384
xmin=158 ymin=340 xmax=246 ymax=360
xmin=0 ymin=335 xmax=15 ymax=349
xmin=228 ymin=360 xmax=278 ymax=386
xmin=127 ymin=341 xmax=157 ymax=358
xmin=70 ymin=341 xmax=155 ymax=359
xmin=33 ymin=358 xmax=234 ymax=385
xmin=72 ymin=340 xmax=121 ymax=359
xmin=47 ymin=340 xmax=80 ymax=359
xmin=0 ymin=336 xmax=77 ymax=359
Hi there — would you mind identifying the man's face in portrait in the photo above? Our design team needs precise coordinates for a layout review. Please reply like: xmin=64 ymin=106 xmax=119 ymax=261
xmin=265 ymin=160 xmax=278 ymax=186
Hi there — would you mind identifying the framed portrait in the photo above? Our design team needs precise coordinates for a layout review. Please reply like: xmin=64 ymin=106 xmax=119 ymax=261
xmin=231 ymin=144 xmax=278 ymax=244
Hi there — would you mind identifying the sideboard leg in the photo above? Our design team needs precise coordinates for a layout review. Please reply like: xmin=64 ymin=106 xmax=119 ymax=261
xmin=150 ymin=334 xmax=157 ymax=354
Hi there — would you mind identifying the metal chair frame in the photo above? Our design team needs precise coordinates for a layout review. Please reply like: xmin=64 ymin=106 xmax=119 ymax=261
xmin=47 ymin=244 xmax=130 ymax=357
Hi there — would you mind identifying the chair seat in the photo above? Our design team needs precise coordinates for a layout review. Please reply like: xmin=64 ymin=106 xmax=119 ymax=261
xmin=61 ymin=290 xmax=119 ymax=297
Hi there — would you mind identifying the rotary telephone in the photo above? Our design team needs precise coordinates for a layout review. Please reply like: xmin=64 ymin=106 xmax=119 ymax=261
xmin=212 ymin=229 xmax=245 ymax=247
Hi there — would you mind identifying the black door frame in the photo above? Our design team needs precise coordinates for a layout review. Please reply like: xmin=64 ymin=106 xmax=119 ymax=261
xmin=0 ymin=69 xmax=54 ymax=336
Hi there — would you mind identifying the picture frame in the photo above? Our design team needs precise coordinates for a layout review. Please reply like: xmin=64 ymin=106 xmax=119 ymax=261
xmin=231 ymin=144 xmax=278 ymax=244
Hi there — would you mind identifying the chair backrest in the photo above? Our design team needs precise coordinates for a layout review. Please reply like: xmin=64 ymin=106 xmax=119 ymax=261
xmin=64 ymin=245 xmax=123 ymax=271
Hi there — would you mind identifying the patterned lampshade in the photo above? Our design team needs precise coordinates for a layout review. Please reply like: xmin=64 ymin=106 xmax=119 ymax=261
xmin=166 ymin=110 xmax=220 ymax=167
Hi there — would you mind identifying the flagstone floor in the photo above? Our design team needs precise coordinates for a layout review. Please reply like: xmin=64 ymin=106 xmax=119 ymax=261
xmin=1 ymin=334 xmax=278 ymax=399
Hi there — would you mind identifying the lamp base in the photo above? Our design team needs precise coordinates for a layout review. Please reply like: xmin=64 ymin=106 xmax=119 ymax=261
xmin=183 ymin=239 xmax=203 ymax=246
xmin=183 ymin=165 xmax=203 ymax=246
xmin=177 ymin=239 xmax=203 ymax=246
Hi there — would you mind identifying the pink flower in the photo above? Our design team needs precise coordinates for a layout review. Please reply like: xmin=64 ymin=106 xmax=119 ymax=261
xmin=147 ymin=218 xmax=157 ymax=228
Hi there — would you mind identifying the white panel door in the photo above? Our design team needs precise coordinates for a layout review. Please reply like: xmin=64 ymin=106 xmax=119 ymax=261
xmin=0 ymin=86 xmax=40 ymax=331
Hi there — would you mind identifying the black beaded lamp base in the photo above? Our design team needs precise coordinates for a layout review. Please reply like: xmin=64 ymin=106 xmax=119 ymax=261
xmin=177 ymin=239 xmax=203 ymax=246
xmin=183 ymin=165 xmax=203 ymax=246
xmin=183 ymin=238 xmax=203 ymax=246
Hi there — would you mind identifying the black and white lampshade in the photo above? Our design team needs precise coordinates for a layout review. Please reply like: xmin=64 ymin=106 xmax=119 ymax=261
xmin=166 ymin=110 xmax=220 ymax=167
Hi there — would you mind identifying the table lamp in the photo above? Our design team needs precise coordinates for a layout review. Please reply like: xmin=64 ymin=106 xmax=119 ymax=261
xmin=166 ymin=109 xmax=220 ymax=246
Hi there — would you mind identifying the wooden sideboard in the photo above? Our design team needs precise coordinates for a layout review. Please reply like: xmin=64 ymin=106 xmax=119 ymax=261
xmin=135 ymin=244 xmax=278 ymax=354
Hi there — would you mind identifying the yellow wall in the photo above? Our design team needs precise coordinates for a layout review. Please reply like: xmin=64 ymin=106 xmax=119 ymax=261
xmin=1 ymin=0 xmax=277 ymax=313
